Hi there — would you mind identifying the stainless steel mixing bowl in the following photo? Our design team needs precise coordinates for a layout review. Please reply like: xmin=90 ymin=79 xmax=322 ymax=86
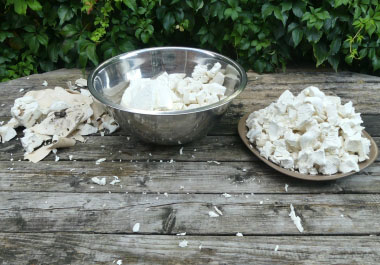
xmin=87 ymin=47 xmax=247 ymax=145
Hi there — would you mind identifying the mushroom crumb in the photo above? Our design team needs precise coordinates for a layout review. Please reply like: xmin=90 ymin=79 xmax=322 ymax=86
xmin=132 ymin=223 xmax=140 ymax=232
xmin=179 ymin=240 xmax=188 ymax=248
xmin=91 ymin=177 xmax=106 ymax=185
xmin=110 ymin=176 xmax=120 ymax=185
xmin=213 ymin=206 xmax=223 ymax=216
xmin=289 ymin=204 xmax=304 ymax=233
xmin=96 ymin=158 xmax=106 ymax=165
xmin=208 ymin=211 xmax=219 ymax=218
xmin=207 ymin=161 xmax=221 ymax=165
xmin=1 ymin=81 xmax=119 ymax=163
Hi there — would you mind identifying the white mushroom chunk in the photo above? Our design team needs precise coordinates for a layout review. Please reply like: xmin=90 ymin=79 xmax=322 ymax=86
xmin=191 ymin=64 xmax=209 ymax=83
xmin=75 ymin=78 xmax=87 ymax=87
xmin=21 ymin=129 xmax=50 ymax=153
xmin=78 ymin=123 xmax=98 ymax=136
xmin=31 ymin=104 xmax=93 ymax=137
xmin=11 ymin=96 xmax=42 ymax=128
xmin=0 ymin=126 xmax=17 ymax=143
xmin=101 ymin=114 xmax=119 ymax=134
xmin=246 ymin=87 xmax=371 ymax=175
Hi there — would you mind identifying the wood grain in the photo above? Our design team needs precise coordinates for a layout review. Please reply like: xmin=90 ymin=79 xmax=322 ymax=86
xmin=1 ymin=135 xmax=379 ymax=162
xmin=1 ymin=233 xmax=380 ymax=265
xmin=1 ymin=161 xmax=380 ymax=194
xmin=1 ymin=68 xmax=380 ymax=265
xmin=1 ymin=70 xmax=380 ymax=116
xmin=1 ymin=192 xmax=380 ymax=234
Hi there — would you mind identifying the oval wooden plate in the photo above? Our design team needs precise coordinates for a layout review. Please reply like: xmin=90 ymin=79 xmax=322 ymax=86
xmin=238 ymin=113 xmax=379 ymax=181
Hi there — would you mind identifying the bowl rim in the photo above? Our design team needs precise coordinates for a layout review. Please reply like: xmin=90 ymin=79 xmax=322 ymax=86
xmin=87 ymin=46 xmax=247 ymax=116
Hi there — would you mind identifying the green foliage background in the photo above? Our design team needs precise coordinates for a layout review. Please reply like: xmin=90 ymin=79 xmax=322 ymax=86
xmin=1 ymin=0 xmax=380 ymax=81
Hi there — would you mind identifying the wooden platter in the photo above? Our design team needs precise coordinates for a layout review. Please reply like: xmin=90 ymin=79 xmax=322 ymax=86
xmin=238 ymin=113 xmax=379 ymax=181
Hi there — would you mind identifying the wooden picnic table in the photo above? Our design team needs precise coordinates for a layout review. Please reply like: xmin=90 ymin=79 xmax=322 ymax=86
xmin=0 ymin=68 xmax=380 ymax=264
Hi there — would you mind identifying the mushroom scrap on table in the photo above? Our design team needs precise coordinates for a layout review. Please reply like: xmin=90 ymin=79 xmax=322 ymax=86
xmin=1 ymin=68 xmax=380 ymax=264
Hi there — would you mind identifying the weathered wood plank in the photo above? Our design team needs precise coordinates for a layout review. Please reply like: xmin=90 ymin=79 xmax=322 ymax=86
xmin=1 ymin=135 xmax=379 ymax=162
xmin=248 ymin=70 xmax=380 ymax=84
xmin=1 ymin=192 xmax=380 ymax=234
xmin=1 ymin=70 xmax=380 ymax=116
xmin=1 ymin=161 xmax=380 ymax=194
xmin=1 ymin=84 xmax=380 ymax=115
xmin=1 ymin=233 xmax=380 ymax=265
xmin=2 ymin=113 xmax=380 ymax=137
xmin=0 ymin=135 xmax=250 ymax=162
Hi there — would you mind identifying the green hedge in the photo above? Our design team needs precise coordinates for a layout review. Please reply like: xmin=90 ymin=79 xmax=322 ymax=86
xmin=1 ymin=0 xmax=380 ymax=81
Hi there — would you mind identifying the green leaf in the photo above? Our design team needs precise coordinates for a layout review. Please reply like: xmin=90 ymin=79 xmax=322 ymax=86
xmin=163 ymin=12 xmax=175 ymax=31
xmin=224 ymin=8 xmax=233 ymax=18
xmin=262 ymin=3 xmax=274 ymax=19
xmin=315 ymin=11 xmax=330 ymax=20
xmin=79 ymin=51 xmax=88 ymax=68
xmin=37 ymin=33 xmax=48 ymax=46
xmin=373 ymin=12 xmax=380 ymax=21
xmin=253 ymin=59 xmax=265 ymax=73
xmin=274 ymin=7 xmax=288 ymax=26
xmin=281 ymin=1 xmax=292 ymax=12
xmin=58 ymin=5 xmax=74 ymax=25
xmin=119 ymin=39 xmax=134 ymax=52
xmin=240 ymin=38 xmax=250 ymax=50
xmin=123 ymin=0 xmax=137 ymax=12
xmin=27 ymin=0 xmax=42 ymax=11
xmin=372 ymin=55 xmax=380 ymax=71
xmin=62 ymin=39 xmax=75 ymax=54
xmin=287 ymin=22 xmax=298 ymax=32
xmin=141 ymin=31 xmax=150 ymax=43
xmin=327 ymin=55 xmax=339 ymax=71
xmin=367 ymin=23 xmax=376 ymax=36
xmin=28 ymin=35 xmax=40 ymax=53
xmin=292 ymin=1 xmax=306 ymax=17
xmin=313 ymin=42 xmax=329 ymax=66
xmin=14 ymin=0 xmax=28 ymax=15
xmin=174 ymin=8 xmax=184 ymax=22
xmin=359 ymin=48 xmax=368 ymax=59
xmin=0 ymin=32 xmax=14 ymax=42
xmin=186 ymin=0 xmax=204 ymax=11
xmin=156 ymin=6 xmax=166 ymax=20
xmin=335 ymin=0 xmax=349 ymax=7
xmin=231 ymin=9 xmax=239 ymax=20
xmin=305 ymin=28 xmax=323 ymax=43
xmin=86 ymin=43 xmax=98 ymax=66
xmin=48 ymin=42 xmax=59 ymax=62
xmin=227 ymin=0 xmax=238 ymax=8
xmin=24 ymin=25 xmax=36 ymax=33
xmin=137 ymin=7 xmax=146 ymax=15
xmin=329 ymin=38 xmax=341 ymax=55
xmin=210 ymin=2 xmax=225 ymax=20
xmin=292 ymin=28 xmax=303 ymax=47
xmin=61 ymin=24 xmax=77 ymax=37
xmin=197 ymin=26 xmax=207 ymax=35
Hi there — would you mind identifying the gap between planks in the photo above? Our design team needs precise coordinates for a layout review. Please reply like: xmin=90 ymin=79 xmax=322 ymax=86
xmin=0 ymin=231 xmax=379 ymax=237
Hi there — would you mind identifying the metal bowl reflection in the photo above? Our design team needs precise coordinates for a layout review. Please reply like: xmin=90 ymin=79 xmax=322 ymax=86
xmin=87 ymin=47 xmax=247 ymax=145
